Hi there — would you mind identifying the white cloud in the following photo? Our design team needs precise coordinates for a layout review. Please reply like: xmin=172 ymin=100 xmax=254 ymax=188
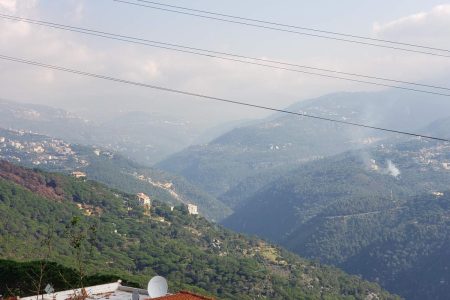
xmin=373 ymin=4 xmax=450 ymax=42
xmin=0 ymin=0 xmax=38 ymax=13
xmin=0 ymin=0 xmax=16 ymax=12
xmin=0 ymin=0 xmax=37 ymax=38
xmin=1 ymin=1 xmax=449 ymax=126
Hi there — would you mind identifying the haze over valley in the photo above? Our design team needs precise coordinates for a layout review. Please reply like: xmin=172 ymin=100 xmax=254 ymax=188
xmin=1 ymin=1 xmax=450 ymax=299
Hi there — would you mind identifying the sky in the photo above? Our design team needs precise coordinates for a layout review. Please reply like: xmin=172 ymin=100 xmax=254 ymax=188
xmin=0 ymin=0 xmax=449 ymax=126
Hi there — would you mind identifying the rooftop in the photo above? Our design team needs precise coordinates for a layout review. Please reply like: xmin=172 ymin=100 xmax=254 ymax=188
xmin=152 ymin=291 xmax=214 ymax=300
xmin=19 ymin=281 xmax=214 ymax=300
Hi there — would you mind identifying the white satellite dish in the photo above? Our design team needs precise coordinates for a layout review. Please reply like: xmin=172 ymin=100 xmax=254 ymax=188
xmin=147 ymin=276 xmax=168 ymax=298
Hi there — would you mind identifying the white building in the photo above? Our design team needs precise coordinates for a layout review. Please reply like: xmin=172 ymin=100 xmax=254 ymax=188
xmin=21 ymin=280 xmax=214 ymax=300
xmin=10 ymin=141 xmax=24 ymax=149
xmin=369 ymin=159 xmax=379 ymax=171
xmin=71 ymin=171 xmax=87 ymax=178
xmin=187 ymin=204 xmax=198 ymax=215
xmin=21 ymin=281 xmax=148 ymax=300
xmin=432 ymin=191 xmax=444 ymax=197
xmin=33 ymin=145 xmax=45 ymax=153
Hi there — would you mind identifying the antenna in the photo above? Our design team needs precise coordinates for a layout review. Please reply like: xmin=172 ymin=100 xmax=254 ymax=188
xmin=147 ymin=276 xmax=168 ymax=298
xmin=132 ymin=290 xmax=139 ymax=300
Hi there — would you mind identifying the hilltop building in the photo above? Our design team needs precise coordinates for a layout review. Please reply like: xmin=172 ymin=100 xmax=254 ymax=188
xmin=71 ymin=171 xmax=87 ymax=178
xmin=20 ymin=280 xmax=215 ymax=300
xmin=187 ymin=204 xmax=198 ymax=215
xmin=369 ymin=159 xmax=379 ymax=171
xmin=137 ymin=192 xmax=151 ymax=207
xmin=432 ymin=191 xmax=444 ymax=197
xmin=32 ymin=145 xmax=45 ymax=153
xmin=162 ymin=182 xmax=173 ymax=189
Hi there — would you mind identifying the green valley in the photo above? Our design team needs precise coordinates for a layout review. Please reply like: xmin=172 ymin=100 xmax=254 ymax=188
xmin=0 ymin=160 xmax=399 ymax=299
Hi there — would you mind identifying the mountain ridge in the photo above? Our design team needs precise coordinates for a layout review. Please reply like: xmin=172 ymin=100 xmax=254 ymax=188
xmin=222 ymin=136 xmax=450 ymax=299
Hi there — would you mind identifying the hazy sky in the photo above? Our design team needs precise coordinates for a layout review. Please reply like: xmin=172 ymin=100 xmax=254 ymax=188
xmin=0 ymin=0 xmax=449 ymax=125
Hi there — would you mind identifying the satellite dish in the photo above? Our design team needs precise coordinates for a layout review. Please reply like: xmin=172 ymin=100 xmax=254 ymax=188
xmin=147 ymin=276 xmax=168 ymax=298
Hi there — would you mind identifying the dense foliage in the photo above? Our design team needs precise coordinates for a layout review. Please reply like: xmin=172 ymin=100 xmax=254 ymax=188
xmin=0 ymin=161 xmax=398 ymax=300
xmin=223 ymin=139 xmax=450 ymax=300
xmin=0 ymin=259 xmax=139 ymax=296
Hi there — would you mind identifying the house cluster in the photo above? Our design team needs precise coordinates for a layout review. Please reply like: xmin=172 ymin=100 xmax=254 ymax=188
xmin=374 ymin=142 xmax=450 ymax=172
xmin=93 ymin=148 xmax=114 ymax=158
xmin=405 ymin=144 xmax=450 ymax=169
xmin=268 ymin=143 xmax=293 ymax=151
xmin=135 ymin=192 xmax=199 ymax=216
xmin=0 ymin=130 xmax=88 ymax=168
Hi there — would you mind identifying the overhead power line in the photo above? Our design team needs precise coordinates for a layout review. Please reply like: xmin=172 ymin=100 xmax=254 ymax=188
xmin=0 ymin=53 xmax=449 ymax=143
xmin=113 ymin=0 xmax=450 ymax=58
xmin=1 ymin=14 xmax=450 ymax=97
xmin=130 ymin=0 xmax=450 ymax=54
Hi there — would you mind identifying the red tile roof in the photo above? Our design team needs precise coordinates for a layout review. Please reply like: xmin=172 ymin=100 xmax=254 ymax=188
xmin=149 ymin=291 xmax=215 ymax=300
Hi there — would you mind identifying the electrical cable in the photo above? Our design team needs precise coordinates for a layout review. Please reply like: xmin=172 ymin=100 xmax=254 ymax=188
xmin=1 ymin=14 xmax=449 ymax=97
xmin=113 ymin=0 xmax=450 ymax=58
xmin=0 ymin=53 xmax=449 ymax=142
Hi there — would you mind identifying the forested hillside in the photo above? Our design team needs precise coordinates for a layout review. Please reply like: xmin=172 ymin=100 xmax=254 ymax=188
xmin=0 ymin=128 xmax=230 ymax=221
xmin=0 ymin=161 xmax=399 ymax=300
xmin=223 ymin=138 xmax=450 ymax=299
xmin=158 ymin=91 xmax=450 ymax=204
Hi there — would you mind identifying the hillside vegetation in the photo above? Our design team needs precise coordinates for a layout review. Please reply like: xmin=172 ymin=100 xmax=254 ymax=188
xmin=223 ymin=139 xmax=450 ymax=299
xmin=0 ymin=161 xmax=399 ymax=299
xmin=158 ymin=91 xmax=450 ymax=202
xmin=0 ymin=128 xmax=230 ymax=221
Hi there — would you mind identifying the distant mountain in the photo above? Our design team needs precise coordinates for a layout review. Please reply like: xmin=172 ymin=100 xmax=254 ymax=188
xmin=193 ymin=118 xmax=257 ymax=145
xmin=94 ymin=111 xmax=203 ymax=164
xmin=0 ymin=98 xmax=94 ymax=142
xmin=0 ymin=161 xmax=399 ymax=299
xmin=0 ymin=99 xmax=214 ymax=164
xmin=422 ymin=116 xmax=450 ymax=139
xmin=0 ymin=127 xmax=231 ymax=221
xmin=223 ymin=137 xmax=450 ymax=299
xmin=157 ymin=90 xmax=450 ymax=203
